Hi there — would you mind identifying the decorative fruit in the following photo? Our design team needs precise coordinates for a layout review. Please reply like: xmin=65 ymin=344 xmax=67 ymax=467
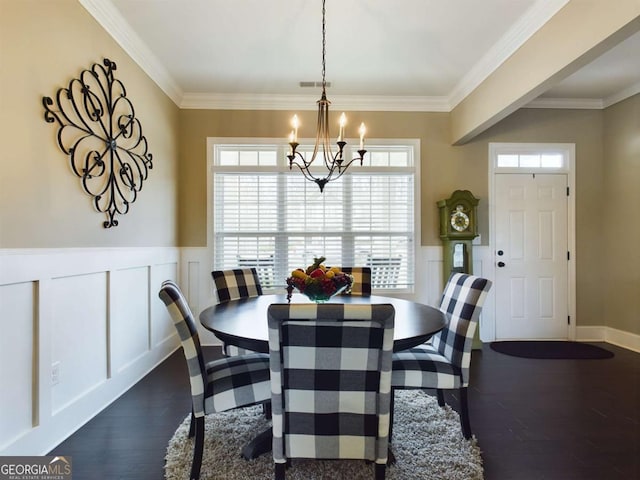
xmin=286 ymin=257 xmax=353 ymax=302
xmin=309 ymin=268 xmax=325 ymax=278
xmin=305 ymin=256 xmax=326 ymax=275
xmin=291 ymin=269 xmax=307 ymax=280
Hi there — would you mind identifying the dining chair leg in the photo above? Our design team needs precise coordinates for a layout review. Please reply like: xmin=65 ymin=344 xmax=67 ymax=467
xmin=436 ymin=389 xmax=445 ymax=407
xmin=263 ymin=401 xmax=272 ymax=419
xmin=190 ymin=416 xmax=204 ymax=480
xmin=188 ymin=410 xmax=196 ymax=438
xmin=459 ymin=387 xmax=472 ymax=440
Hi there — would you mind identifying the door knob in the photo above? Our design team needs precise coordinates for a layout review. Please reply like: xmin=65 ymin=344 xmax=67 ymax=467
xmin=497 ymin=261 xmax=506 ymax=267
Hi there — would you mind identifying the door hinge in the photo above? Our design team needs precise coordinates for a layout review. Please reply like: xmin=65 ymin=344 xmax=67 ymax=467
xmin=567 ymin=251 xmax=570 ymax=261
xmin=568 ymin=316 xmax=571 ymax=325
xmin=567 ymin=186 xmax=570 ymax=196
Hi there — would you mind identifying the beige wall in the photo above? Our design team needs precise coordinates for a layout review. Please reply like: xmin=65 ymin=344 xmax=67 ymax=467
xmin=178 ymin=107 xmax=614 ymax=330
xmin=602 ymin=94 xmax=640 ymax=334
xmin=178 ymin=107 xmax=606 ymax=253
xmin=0 ymin=0 xmax=180 ymax=247
xmin=3 ymin=1 xmax=636 ymax=334
xmin=178 ymin=109 xmax=455 ymax=247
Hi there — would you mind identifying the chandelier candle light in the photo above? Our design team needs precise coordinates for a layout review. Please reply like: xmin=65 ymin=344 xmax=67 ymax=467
xmin=287 ymin=0 xmax=366 ymax=192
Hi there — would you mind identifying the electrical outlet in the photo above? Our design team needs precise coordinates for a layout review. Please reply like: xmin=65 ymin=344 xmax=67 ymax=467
xmin=51 ymin=361 xmax=60 ymax=385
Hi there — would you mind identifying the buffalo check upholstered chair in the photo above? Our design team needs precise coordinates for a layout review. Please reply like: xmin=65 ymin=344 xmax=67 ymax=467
xmin=268 ymin=303 xmax=395 ymax=480
xmin=391 ymin=273 xmax=492 ymax=439
xmin=339 ymin=266 xmax=372 ymax=296
xmin=211 ymin=268 xmax=263 ymax=356
xmin=159 ymin=280 xmax=271 ymax=480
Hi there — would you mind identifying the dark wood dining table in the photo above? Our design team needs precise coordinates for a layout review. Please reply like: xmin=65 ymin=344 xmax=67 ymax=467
xmin=199 ymin=293 xmax=447 ymax=354
xmin=198 ymin=293 xmax=447 ymax=460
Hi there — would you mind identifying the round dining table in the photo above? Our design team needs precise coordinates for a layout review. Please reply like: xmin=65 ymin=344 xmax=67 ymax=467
xmin=199 ymin=293 xmax=447 ymax=461
xmin=199 ymin=293 xmax=447 ymax=354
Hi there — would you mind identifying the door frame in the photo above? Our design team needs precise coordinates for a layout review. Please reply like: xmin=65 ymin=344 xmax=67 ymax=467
xmin=487 ymin=143 xmax=576 ymax=342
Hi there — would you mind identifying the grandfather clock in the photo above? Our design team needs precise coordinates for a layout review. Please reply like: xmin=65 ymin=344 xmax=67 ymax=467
xmin=437 ymin=190 xmax=481 ymax=348
xmin=437 ymin=190 xmax=479 ymax=280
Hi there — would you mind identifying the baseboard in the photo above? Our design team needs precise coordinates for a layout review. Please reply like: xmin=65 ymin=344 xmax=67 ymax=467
xmin=576 ymin=326 xmax=640 ymax=353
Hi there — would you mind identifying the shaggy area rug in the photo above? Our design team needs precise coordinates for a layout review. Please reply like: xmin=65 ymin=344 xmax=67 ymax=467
xmin=165 ymin=390 xmax=483 ymax=480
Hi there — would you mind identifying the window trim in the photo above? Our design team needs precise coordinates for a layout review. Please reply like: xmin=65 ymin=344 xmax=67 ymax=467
xmin=206 ymin=137 xmax=421 ymax=294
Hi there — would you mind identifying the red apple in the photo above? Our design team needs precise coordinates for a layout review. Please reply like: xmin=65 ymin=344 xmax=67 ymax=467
xmin=309 ymin=268 xmax=325 ymax=278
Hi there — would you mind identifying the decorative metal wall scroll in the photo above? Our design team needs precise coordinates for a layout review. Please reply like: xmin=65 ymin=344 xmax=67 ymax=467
xmin=43 ymin=58 xmax=153 ymax=228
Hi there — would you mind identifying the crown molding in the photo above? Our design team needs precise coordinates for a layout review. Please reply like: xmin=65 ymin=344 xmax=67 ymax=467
xmin=83 ymin=0 xmax=633 ymax=113
xmin=180 ymin=93 xmax=451 ymax=112
xmin=603 ymin=80 xmax=640 ymax=108
xmin=78 ymin=0 xmax=183 ymax=105
xmin=524 ymin=97 xmax=605 ymax=109
xmin=526 ymin=83 xmax=640 ymax=109
xmin=448 ymin=0 xmax=570 ymax=109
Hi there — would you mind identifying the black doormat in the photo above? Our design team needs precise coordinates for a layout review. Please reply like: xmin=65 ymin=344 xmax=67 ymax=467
xmin=490 ymin=341 xmax=614 ymax=359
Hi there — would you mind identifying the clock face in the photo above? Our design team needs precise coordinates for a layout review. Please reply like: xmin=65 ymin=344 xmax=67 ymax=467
xmin=450 ymin=207 xmax=470 ymax=232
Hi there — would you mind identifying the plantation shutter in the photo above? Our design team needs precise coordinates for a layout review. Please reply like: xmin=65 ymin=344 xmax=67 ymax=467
xmin=212 ymin=143 xmax=415 ymax=291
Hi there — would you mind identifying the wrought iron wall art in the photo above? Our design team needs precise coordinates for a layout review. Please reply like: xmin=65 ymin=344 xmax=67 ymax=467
xmin=43 ymin=58 xmax=153 ymax=228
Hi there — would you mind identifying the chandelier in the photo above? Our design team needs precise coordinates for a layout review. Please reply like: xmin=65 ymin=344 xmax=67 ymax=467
xmin=287 ymin=0 xmax=366 ymax=192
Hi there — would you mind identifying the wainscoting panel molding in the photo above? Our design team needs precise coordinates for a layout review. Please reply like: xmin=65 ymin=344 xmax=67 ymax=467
xmin=110 ymin=266 xmax=151 ymax=375
xmin=5 ymin=244 xmax=633 ymax=456
xmin=51 ymin=272 xmax=108 ymax=414
xmin=0 ymin=281 xmax=36 ymax=453
xmin=180 ymin=247 xmax=217 ymax=344
xmin=0 ymin=248 xmax=180 ymax=456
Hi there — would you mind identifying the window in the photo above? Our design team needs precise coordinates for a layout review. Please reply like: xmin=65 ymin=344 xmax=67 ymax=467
xmin=496 ymin=152 xmax=565 ymax=169
xmin=210 ymin=139 xmax=418 ymax=292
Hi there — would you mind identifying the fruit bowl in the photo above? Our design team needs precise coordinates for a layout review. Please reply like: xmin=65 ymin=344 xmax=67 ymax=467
xmin=286 ymin=257 xmax=353 ymax=303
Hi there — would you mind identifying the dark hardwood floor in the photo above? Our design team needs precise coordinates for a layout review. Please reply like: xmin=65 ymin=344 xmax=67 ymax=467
xmin=49 ymin=343 xmax=639 ymax=479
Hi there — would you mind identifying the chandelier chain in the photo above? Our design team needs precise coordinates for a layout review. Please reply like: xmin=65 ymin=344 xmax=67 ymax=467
xmin=321 ymin=0 xmax=326 ymax=90
xmin=286 ymin=0 xmax=366 ymax=192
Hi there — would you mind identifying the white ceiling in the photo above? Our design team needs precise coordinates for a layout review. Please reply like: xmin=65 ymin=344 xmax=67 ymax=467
xmin=86 ymin=0 xmax=640 ymax=110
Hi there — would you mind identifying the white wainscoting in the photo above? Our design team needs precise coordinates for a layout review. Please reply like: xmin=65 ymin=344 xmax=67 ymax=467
xmin=5 ymin=244 xmax=633 ymax=456
xmin=0 ymin=248 xmax=180 ymax=455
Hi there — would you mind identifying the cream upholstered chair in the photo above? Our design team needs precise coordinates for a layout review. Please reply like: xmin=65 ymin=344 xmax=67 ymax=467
xmin=391 ymin=273 xmax=492 ymax=439
xmin=159 ymin=280 xmax=271 ymax=480
xmin=339 ymin=266 xmax=372 ymax=296
xmin=268 ymin=303 xmax=395 ymax=480
xmin=211 ymin=267 xmax=263 ymax=356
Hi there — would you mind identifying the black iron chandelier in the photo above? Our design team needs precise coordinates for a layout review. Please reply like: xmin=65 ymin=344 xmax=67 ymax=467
xmin=287 ymin=0 xmax=366 ymax=192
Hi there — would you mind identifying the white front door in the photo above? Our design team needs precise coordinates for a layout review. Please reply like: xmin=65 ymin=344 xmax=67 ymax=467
xmin=494 ymin=173 xmax=569 ymax=339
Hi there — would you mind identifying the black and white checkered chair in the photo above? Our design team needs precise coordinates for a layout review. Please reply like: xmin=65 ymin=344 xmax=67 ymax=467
xmin=159 ymin=280 xmax=271 ymax=480
xmin=391 ymin=273 xmax=492 ymax=439
xmin=339 ymin=266 xmax=372 ymax=296
xmin=268 ymin=303 xmax=395 ymax=480
xmin=212 ymin=268 xmax=263 ymax=356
